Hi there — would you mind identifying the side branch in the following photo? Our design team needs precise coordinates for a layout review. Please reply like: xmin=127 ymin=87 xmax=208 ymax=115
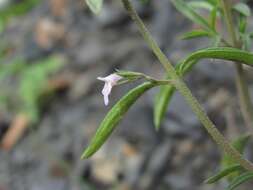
xmin=121 ymin=0 xmax=253 ymax=171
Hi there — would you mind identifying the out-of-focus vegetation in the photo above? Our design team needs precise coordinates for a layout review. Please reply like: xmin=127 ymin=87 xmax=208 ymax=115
xmin=0 ymin=57 xmax=63 ymax=123
xmin=0 ymin=0 xmax=40 ymax=33
xmin=0 ymin=0 xmax=64 ymax=124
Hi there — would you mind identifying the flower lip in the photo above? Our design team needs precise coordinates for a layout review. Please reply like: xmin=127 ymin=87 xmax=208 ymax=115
xmin=97 ymin=74 xmax=122 ymax=106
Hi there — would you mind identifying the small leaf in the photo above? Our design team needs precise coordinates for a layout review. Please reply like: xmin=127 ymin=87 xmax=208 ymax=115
xmin=232 ymin=134 xmax=251 ymax=154
xmin=171 ymin=0 xmax=212 ymax=31
xmin=221 ymin=134 xmax=251 ymax=181
xmin=188 ymin=1 xmax=214 ymax=11
xmin=181 ymin=30 xmax=210 ymax=40
xmin=85 ymin=0 xmax=103 ymax=14
xmin=205 ymin=164 xmax=243 ymax=184
xmin=116 ymin=70 xmax=144 ymax=81
xmin=222 ymin=134 xmax=251 ymax=168
xmin=239 ymin=15 xmax=247 ymax=34
xmin=226 ymin=172 xmax=253 ymax=190
xmin=81 ymin=82 xmax=156 ymax=159
xmin=154 ymin=85 xmax=175 ymax=130
xmin=153 ymin=61 xmax=196 ymax=130
xmin=233 ymin=3 xmax=251 ymax=17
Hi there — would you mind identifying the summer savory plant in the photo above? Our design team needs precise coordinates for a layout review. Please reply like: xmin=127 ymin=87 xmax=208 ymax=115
xmin=82 ymin=0 xmax=253 ymax=188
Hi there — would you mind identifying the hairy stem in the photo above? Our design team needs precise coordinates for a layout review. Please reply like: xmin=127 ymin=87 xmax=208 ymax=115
xmin=121 ymin=0 xmax=253 ymax=171
xmin=220 ymin=0 xmax=253 ymax=130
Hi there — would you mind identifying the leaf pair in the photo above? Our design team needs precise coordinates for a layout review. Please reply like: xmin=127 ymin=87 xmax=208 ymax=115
xmin=205 ymin=134 xmax=252 ymax=189
xmin=206 ymin=166 xmax=253 ymax=190
xmin=172 ymin=0 xmax=221 ymax=44
xmin=173 ymin=0 xmax=251 ymax=33
xmin=226 ymin=171 xmax=253 ymax=190
xmin=171 ymin=0 xmax=212 ymax=32
xmin=205 ymin=164 xmax=243 ymax=184
xmin=154 ymin=47 xmax=253 ymax=130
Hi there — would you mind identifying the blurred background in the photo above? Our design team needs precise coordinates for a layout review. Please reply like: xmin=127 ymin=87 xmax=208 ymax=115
xmin=0 ymin=0 xmax=253 ymax=189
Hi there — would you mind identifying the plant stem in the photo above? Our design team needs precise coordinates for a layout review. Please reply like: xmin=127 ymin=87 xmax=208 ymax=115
xmin=121 ymin=0 xmax=253 ymax=171
xmin=220 ymin=0 xmax=253 ymax=130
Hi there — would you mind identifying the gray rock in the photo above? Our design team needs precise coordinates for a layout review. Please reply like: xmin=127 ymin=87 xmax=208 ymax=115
xmin=138 ymin=140 xmax=173 ymax=189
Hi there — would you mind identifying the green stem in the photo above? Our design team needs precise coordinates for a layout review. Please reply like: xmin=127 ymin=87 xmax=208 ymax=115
xmin=121 ymin=0 xmax=253 ymax=171
xmin=220 ymin=0 xmax=253 ymax=131
xmin=220 ymin=0 xmax=237 ymax=45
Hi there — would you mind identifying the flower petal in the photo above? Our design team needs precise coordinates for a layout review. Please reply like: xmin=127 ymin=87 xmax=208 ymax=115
xmin=101 ymin=83 xmax=112 ymax=106
xmin=103 ymin=94 xmax=109 ymax=106
xmin=97 ymin=77 xmax=106 ymax=81
xmin=102 ymin=83 xmax=112 ymax=96
xmin=97 ymin=74 xmax=122 ymax=84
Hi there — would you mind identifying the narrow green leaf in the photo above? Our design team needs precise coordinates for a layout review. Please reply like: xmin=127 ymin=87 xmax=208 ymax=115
xmin=188 ymin=1 xmax=214 ymax=11
xmin=205 ymin=164 xmax=243 ymax=184
xmin=233 ymin=2 xmax=251 ymax=17
xmin=181 ymin=30 xmax=210 ymax=40
xmin=171 ymin=0 xmax=212 ymax=31
xmin=153 ymin=47 xmax=253 ymax=129
xmin=85 ymin=0 xmax=103 ymax=14
xmin=209 ymin=6 xmax=217 ymax=30
xmin=226 ymin=172 xmax=253 ymax=190
xmin=82 ymin=82 xmax=156 ymax=159
xmin=154 ymin=85 xmax=175 ymax=129
xmin=239 ymin=15 xmax=247 ymax=34
xmin=181 ymin=47 xmax=253 ymax=72
xmin=153 ymin=61 xmax=196 ymax=130
xmin=204 ymin=137 xmax=251 ymax=185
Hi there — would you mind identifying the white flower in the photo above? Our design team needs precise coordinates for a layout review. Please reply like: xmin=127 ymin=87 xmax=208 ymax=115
xmin=97 ymin=74 xmax=122 ymax=106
